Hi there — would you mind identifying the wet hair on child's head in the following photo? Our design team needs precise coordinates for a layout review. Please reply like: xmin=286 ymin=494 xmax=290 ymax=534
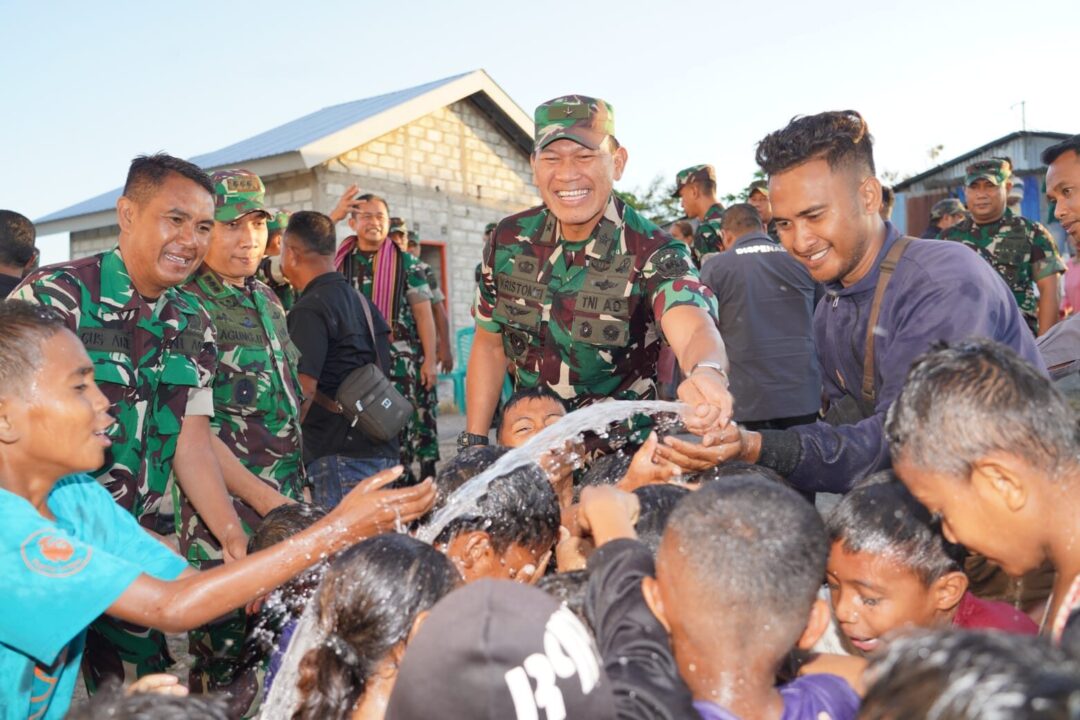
xmin=860 ymin=628 xmax=1080 ymax=720
xmin=500 ymin=386 xmax=567 ymax=419
xmin=633 ymin=484 xmax=690 ymax=555
xmin=663 ymin=472 xmax=827 ymax=650
xmin=826 ymin=471 xmax=965 ymax=585
xmin=434 ymin=463 xmax=561 ymax=554
xmin=70 ymin=680 xmax=229 ymax=720
xmin=294 ymin=533 xmax=460 ymax=720
xmin=578 ymin=450 xmax=633 ymax=490
xmin=249 ymin=502 xmax=327 ymax=553
xmin=687 ymin=460 xmax=790 ymax=487
xmin=434 ymin=445 xmax=510 ymax=511
xmin=536 ymin=569 xmax=592 ymax=636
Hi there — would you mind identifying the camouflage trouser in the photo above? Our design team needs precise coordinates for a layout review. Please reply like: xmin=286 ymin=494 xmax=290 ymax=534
xmin=390 ymin=349 xmax=420 ymax=475
xmin=173 ymin=481 xmax=292 ymax=697
xmin=415 ymin=381 xmax=440 ymax=464
xmin=81 ymin=617 xmax=174 ymax=693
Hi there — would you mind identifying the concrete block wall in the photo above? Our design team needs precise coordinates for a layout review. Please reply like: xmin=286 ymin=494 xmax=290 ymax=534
xmin=313 ymin=99 xmax=539 ymax=342
xmin=70 ymin=225 xmax=120 ymax=259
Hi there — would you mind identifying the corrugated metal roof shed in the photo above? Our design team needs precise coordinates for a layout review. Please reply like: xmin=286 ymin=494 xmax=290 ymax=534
xmin=37 ymin=70 xmax=526 ymax=227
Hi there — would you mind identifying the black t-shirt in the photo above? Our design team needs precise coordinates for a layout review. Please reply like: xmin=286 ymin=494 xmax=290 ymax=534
xmin=288 ymin=271 xmax=398 ymax=462
xmin=0 ymin=273 xmax=21 ymax=298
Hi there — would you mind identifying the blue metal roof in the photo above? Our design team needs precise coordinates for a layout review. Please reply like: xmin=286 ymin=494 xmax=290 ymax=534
xmin=38 ymin=72 xmax=472 ymax=225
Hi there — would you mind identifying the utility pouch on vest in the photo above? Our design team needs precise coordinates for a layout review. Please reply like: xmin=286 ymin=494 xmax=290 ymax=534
xmin=823 ymin=236 xmax=916 ymax=426
xmin=321 ymin=290 xmax=412 ymax=443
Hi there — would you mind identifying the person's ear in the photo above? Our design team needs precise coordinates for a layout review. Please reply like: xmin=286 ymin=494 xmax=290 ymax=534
xmin=930 ymin=571 xmax=968 ymax=613
xmin=405 ymin=609 xmax=431 ymax=647
xmin=0 ymin=398 xmax=20 ymax=444
xmin=116 ymin=195 xmax=137 ymax=234
xmin=971 ymin=453 xmax=1028 ymax=513
xmin=797 ymin=597 xmax=833 ymax=650
xmin=463 ymin=532 xmax=494 ymax=570
xmin=860 ymin=175 xmax=883 ymax=218
xmin=641 ymin=576 xmax=672 ymax=633
xmin=612 ymin=146 xmax=629 ymax=182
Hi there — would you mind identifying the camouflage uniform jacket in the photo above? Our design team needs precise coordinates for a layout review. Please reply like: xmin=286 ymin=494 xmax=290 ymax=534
xmin=180 ymin=267 xmax=304 ymax=498
xmin=341 ymin=242 xmax=433 ymax=357
xmin=941 ymin=208 xmax=1065 ymax=322
xmin=256 ymin=256 xmax=296 ymax=310
xmin=12 ymin=247 xmax=218 ymax=528
xmin=418 ymin=260 xmax=445 ymax=304
xmin=475 ymin=195 xmax=718 ymax=409
xmin=691 ymin=203 xmax=725 ymax=267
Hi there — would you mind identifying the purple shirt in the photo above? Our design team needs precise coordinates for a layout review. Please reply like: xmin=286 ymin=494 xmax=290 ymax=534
xmin=693 ymin=674 xmax=859 ymax=720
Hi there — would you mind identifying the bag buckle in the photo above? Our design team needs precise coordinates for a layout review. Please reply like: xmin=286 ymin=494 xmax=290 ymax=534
xmin=349 ymin=400 xmax=365 ymax=427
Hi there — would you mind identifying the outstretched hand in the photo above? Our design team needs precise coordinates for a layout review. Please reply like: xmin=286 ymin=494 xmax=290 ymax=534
xmin=332 ymin=466 xmax=436 ymax=539
xmin=618 ymin=431 xmax=682 ymax=492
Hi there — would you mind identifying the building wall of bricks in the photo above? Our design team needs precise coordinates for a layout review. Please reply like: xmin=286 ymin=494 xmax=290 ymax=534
xmin=69 ymin=98 xmax=539 ymax=356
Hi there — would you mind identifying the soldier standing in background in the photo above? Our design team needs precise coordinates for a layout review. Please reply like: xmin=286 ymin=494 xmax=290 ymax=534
xmin=178 ymin=170 xmax=304 ymax=700
xmin=921 ymin=198 xmax=967 ymax=238
xmin=747 ymin=179 xmax=780 ymax=242
xmin=941 ymin=158 xmax=1065 ymax=336
xmin=464 ymin=95 xmax=733 ymax=450
xmin=673 ymin=164 xmax=725 ymax=266
xmin=257 ymin=209 xmax=295 ymax=309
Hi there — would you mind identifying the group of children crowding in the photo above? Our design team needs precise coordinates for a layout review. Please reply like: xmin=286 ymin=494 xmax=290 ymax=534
xmin=4 ymin=296 xmax=1080 ymax=720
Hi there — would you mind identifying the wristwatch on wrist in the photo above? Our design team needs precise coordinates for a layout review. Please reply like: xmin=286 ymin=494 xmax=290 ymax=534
xmin=691 ymin=360 xmax=729 ymax=384
xmin=457 ymin=431 xmax=490 ymax=449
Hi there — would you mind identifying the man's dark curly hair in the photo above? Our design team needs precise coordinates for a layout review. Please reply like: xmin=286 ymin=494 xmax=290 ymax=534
xmin=755 ymin=110 xmax=876 ymax=177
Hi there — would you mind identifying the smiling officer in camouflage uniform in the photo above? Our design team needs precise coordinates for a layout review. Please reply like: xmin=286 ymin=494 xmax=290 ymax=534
xmin=941 ymin=158 xmax=1065 ymax=336
xmin=10 ymin=153 xmax=250 ymax=690
xmin=463 ymin=95 xmax=734 ymax=449
xmin=674 ymin=164 xmax=725 ymax=266
xmin=178 ymin=169 xmax=305 ymax=697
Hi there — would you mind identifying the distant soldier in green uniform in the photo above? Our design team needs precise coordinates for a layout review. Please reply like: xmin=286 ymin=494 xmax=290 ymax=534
xmin=475 ymin=222 xmax=497 ymax=288
xmin=673 ymin=164 xmax=725 ymax=266
xmin=942 ymin=158 xmax=1065 ymax=336
xmin=387 ymin=219 xmax=444 ymax=479
xmin=332 ymin=195 xmax=437 ymax=481
xmin=257 ymin=209 xmax=296 ymax=309
xmin=747 ymin=179 xmax=781 ymax=242
xmin=178 ymin=169 xmax=305 ymax=698
xmin=464 ymin=95 xmax=734 ymax=450
xmin=11 ymin=153 xmax=276 ymax=689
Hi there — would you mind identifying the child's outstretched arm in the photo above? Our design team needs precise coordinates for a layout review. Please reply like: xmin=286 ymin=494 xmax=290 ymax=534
xmin=107 ymin=467 xmax=434 ymax=633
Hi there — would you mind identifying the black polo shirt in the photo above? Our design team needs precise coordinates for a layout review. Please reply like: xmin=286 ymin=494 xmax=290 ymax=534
xmin=700 ymin=232 xmax=822 ymax=423
xmin=288 ymin=271 xmax=398 ymax=462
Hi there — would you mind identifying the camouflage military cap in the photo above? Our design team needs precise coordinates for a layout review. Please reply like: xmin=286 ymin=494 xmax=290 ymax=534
xmin=964 ymin=158 xmax=1011 ymax=187
xmin=211 ymin=169 xmax=271 ymax=223
xmin=485 ymin=222 xmax=498 ymax=233
xmin=534 ymin=95 xmax=615 ymax=151
xmin=930 ymin=198 xmax=966 ymax=219
xmin=389 ymin=217 xmax=408 ymax=235
xmin=407 ymin=230 xmax=420 ymax=245
xmin=671 ymin=165 xmax=717 ymax=198
xmin=748 ymin=179 xmax=769 ymax=198
xmin=267 ymin=210 xmax=291 ymax=233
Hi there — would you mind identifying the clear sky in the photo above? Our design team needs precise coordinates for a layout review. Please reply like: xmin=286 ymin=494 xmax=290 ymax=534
xmin=2 ymin=0 xmax=1075 ymax=265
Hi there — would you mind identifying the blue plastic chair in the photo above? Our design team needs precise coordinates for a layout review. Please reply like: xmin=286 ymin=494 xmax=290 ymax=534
xmin=438 ymin=326 xmax=514 ymax=414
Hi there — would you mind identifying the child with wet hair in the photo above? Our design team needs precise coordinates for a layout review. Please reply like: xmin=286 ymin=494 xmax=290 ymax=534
xmin=859 ymin=628 xmax=1080 ymax=719
xmin=642 ymin=471 xmax=860 ymax=719
xmin=632 ymin=484 xmax=689 ymax=556
xmin=826 ymin=472 xmax=1036 ymax=656
xmin=431 ymin=445 xmax=509 ymax=512
xmin=294 ymin=533 xmax=460 ymax=720
xmin=434 ymin=464 xmax=561 ymax=584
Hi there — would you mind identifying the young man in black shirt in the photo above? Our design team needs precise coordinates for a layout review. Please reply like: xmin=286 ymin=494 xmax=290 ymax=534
xmin=281 ymin=211 xmax=399 ymax=509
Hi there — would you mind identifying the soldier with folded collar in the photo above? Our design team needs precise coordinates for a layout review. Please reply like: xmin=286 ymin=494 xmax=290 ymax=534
xmin=176 ymin=169 xmax=305 ymax=698
xmin=673 ymin=164 xmax=725 ymax=266
xmin=942 ymin=158 xmax=1065 ymax=336
xmin=464 ymin=95 xmax=733 ymax=450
